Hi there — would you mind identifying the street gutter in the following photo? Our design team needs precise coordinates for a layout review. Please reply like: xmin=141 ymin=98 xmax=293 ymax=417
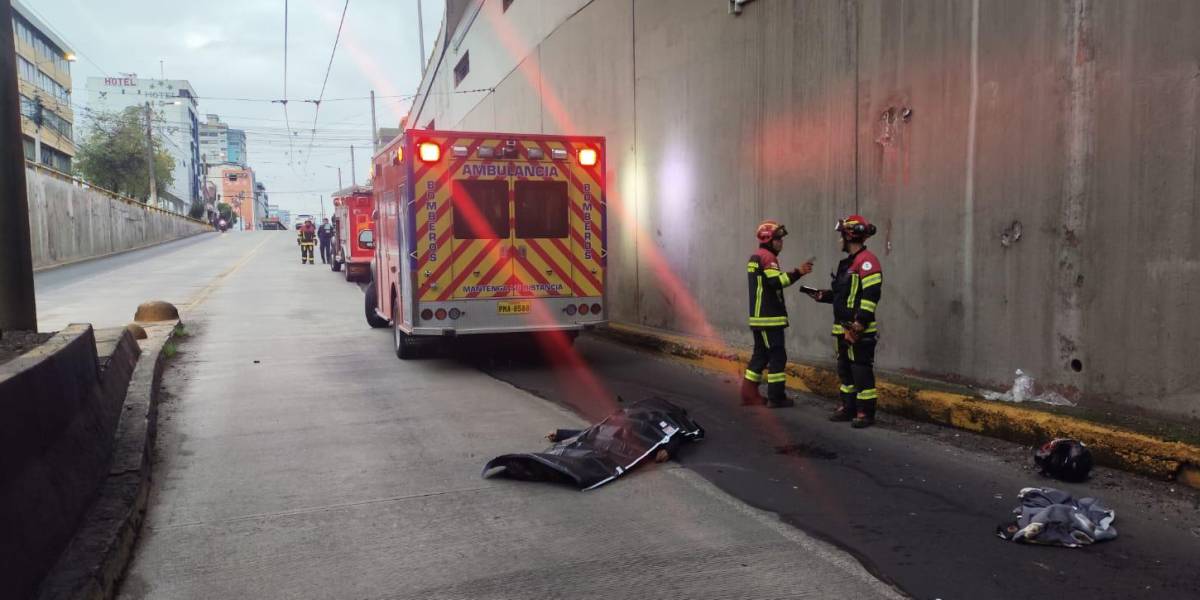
xmin=596 ymin=322 xmax=1200 ymax=489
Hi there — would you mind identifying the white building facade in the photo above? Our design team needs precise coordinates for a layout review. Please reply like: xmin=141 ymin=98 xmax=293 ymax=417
xmin=406 ymin=0 xmax=589 ymax=130
xmin=85 ymin=75 xmax=202 ymax=214
xmin=199 ymin=114 xmax=229 ymax=164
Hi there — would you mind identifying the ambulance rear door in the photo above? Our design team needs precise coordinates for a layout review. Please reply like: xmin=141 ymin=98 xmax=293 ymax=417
xmin=510 ymin=153 xmax=573 ymax=299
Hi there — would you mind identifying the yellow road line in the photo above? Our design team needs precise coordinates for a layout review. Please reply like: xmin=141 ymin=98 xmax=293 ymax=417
xmin=182 ymin=236 xmax=272 ymax=311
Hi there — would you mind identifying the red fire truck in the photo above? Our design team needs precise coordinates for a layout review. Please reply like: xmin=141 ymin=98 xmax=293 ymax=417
xmin=365 ymin=130 xmax=607 ymax=358
xmin=330 ymin=185 xmax=375 ymax=282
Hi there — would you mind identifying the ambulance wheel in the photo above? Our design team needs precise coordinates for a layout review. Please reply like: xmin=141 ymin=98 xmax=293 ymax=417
xmin=393 ymin=301 xmax=418 ymax=359
xmin=364 ymin=281 xmax=389 ymax=328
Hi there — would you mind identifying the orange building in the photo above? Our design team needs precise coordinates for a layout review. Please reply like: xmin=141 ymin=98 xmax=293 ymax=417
xmin=212 ymin=166 xmax=257 ymax=230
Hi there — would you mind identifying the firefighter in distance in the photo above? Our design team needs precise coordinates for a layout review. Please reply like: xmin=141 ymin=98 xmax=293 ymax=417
xmin=317 ymin=217 xmax=335 ymax=264
xmin=807 ymin=215 xmax=883 ymax=428
xmin=742 ymin=221 xmax=813 ymax=408
xmin=297 ymin=219 xmax=317 ymax=265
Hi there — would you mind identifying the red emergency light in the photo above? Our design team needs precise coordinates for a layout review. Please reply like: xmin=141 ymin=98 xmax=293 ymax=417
xmin=418 ymin=142 xmax=441 ymax=163
xmin=578 ymin=148 xmax=598 ymax=167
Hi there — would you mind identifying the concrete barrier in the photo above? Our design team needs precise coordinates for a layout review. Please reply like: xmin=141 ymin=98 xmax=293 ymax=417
xmin=0 ymin=325 xmax=140 ymax=599
xmin=415 ymin=0 xmax=1200 ymax=421
xmin=24 ymin=164 xmax=211 ymax=270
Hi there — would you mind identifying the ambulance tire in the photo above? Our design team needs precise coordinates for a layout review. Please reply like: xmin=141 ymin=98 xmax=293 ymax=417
xmin=364 ymin=281 xmax=389 ymax=328
xmin=393 ymin=300 xmax=418 ymax=359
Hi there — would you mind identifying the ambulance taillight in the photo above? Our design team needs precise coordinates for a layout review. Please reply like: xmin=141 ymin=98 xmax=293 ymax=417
xmin=578 ymin=148 xmax=598 ymax=166
xmin=418 ymin=142 xmax=441 ymax=162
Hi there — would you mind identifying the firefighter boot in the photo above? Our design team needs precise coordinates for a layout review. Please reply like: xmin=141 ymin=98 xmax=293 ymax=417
xmin=765 ymin=381 xmax=793 ymax=408
xmin=829 ymin=403 xmax=854 ymax=422
xmin=740 ymin=379 xmax=766 ymax=406
xmin=766 ymin=395 xmax=794 ymax=408
xmin=830 ymin=389 xmax=856 ymax=422
xmin=851 ymin=400 xmax=876 ymax=428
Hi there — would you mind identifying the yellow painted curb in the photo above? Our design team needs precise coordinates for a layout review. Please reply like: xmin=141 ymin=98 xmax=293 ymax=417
xmin=598 ymin=322 xmax=1200 ymax=486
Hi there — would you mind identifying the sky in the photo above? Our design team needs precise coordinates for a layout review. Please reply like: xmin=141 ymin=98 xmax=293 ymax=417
xmin=24 ymin=0 xmax=444 ymax=217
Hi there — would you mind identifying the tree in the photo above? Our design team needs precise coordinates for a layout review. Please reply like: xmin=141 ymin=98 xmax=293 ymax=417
xmin=217 ymin=202 xmax=239 ymax=226
xmin=74 ymin=106 xmax=175 ymax=202
xmin=187 ymin=202 xmax=206 ymax=220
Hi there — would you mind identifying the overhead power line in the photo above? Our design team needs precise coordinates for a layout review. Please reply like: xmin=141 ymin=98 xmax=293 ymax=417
xmin=160 ymin=90 xmax=488 ymax=105
xmin=302 ymin=0 xmax=351 ymax=172
xmin=280 ymin=0 xmax=297 ymax=172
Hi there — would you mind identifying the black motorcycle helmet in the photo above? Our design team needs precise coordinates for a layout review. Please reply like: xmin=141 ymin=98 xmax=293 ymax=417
xmin=1034 ymin=438 xmax=1093 ymax=482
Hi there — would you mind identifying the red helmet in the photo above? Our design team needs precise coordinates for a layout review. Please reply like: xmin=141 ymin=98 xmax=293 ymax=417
xmin=756 ymin=220 xmax=788 ymax=244
xmin=836 ymin=214 xmax=876 ymax=240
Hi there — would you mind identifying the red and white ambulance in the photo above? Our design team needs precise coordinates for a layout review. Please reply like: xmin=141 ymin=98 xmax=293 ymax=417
xmin=330 ymin=185 xmax=375 ymax=282
xmin=365 ymin=130 xmax=607 ymax=358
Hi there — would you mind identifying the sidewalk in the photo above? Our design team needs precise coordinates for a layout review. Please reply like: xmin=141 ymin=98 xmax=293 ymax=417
xmin=598 ymin=322 xmax=1200 ymax=488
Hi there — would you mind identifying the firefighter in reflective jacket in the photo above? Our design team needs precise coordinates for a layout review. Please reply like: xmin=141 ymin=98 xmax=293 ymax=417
xmin=742 ymin=221 xmax=813 ymax=408
xmin=807 ymin=215 xmax=882 ymax=428
xmin=297 ymin=220 xmax=317 ymax=264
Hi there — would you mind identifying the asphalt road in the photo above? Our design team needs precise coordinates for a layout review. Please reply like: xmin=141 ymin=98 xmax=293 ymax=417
xmin=48 ymin=232 xmax=896 ymax=599
xmin=473 ymin=336 xmax=1200 ymax=599
xmin=34 ymin=232 xmax=250 ymax=331
xmin=34 ymin=232 xmax=1200 ymax=599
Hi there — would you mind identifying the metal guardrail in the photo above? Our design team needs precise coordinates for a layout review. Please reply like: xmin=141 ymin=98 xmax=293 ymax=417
xmin=25 ymin=161 xmax=211 ymax=225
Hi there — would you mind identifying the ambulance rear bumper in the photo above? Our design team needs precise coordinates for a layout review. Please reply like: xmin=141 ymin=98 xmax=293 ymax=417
xmin=406 ymin=322 xmax=604 ymax=336
xmin=399 ymin=296 xmax=607 ymax=336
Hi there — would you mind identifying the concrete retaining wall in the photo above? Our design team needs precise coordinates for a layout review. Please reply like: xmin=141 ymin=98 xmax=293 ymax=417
xmin=25 ymin=165 xmax=211 ymax=270
xmin=420 ymin=0 xmax=1200 ymax=420
xmin=0 ymin=325 xmax=140 ymax=598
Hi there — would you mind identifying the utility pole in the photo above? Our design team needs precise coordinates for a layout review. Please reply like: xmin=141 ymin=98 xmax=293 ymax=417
xmin=31 ymin=97 xmax=42 ymax=166
xmin=143 ymin=102 xmax=158 ymax=208
xmin=370 ymin=89 xmax=379 ymax=150
xmin=0 ymin=0 xmax=37 ymax=331
xmin=338 ymin=167 xmax=343 ymax=191
xmin=350 ymin=145 xmax=356 ymax=187
xmin=416 ymin=0 xmax=426 ymax=73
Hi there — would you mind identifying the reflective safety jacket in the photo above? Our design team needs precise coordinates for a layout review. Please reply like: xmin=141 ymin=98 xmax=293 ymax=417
xmin=297 ymin=226 xmax=316 ymax=245
xmin=747 ymin=247 xmax=797 ymax=329
xmin=820 ymin=247 xmax=882 ymax=336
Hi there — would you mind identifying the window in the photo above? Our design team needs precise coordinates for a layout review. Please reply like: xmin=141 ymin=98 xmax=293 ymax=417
xmin=452 ymin=179 xmax=508 ymax=239
xmin=514 ymin=181 xmax=569 ymax=238
xmin=502 ymin=0 xmax=515 ymax=11
xmin=17 ymin=57 xmax=35 ymax=82
xmin=357 ymin=228 xmax=375 ymax=249
xmin=15 ymin=19 xmax=34 ymax=47
xmin=454 ymin=52 xmax=470 ymax=87
xmin=18 ymin=95 xmax=35 ymax=119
